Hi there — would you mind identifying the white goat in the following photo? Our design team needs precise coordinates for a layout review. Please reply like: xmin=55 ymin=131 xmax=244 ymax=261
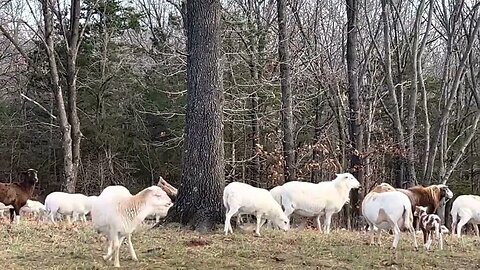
xmin=45 ymin=192 xmax=97 ymax=224
xmin=279 ymin=173 xmax=360 ymax=233
xmin=362 ymin=183 xmax=418 ymax=250
xmin=223 ymin=182 xmax=290 ymax=236
xmin=451 ymin=194 xmax=480 ymax=237
xmin=20 ymin=200 xmax=47 ymax=219
xmin=91 ymin=185 xmax=171 ymax=268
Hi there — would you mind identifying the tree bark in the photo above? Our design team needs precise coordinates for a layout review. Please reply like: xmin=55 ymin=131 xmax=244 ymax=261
xmin=345 ymin=0 xmax=363 ymax=229
xmin=277 ymin=0 xmax=296 ymax=183
xmin=164 ymin=0 xmax=225 ymax=232
xmin=41 ymin=0 xmax=76 ymax=192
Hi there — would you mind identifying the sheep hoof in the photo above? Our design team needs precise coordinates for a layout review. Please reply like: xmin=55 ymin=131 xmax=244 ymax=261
xmin=102 ymin=255 xmax=112 ymax=261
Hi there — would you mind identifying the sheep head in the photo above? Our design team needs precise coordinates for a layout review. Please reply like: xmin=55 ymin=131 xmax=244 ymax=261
xmin=437 ymin=184 xmax=454 ymax=201
xmin=21 ymin=169 xmax=38 ymax=184
xmin=144 ymin=186 xmax=173 ymax=210
xmin=335 ymin=173 xmax=361 ymax=190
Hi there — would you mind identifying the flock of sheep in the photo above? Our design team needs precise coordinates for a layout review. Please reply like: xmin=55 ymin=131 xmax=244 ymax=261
xmin=1 ymin=169 xmax=480 ymax=268
xmin=224 ymin=173 xmax=480 ymax=253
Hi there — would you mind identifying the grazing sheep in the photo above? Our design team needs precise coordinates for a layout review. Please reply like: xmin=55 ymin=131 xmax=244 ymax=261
xmin=414 ymin=206 xmax=443 ymax=250
xmin=45 ymin=192 xmax=97 ymax=224
xmin=279 ymin=173 xmax=361 ymax=233
xmin=397 ymin=184 xmax=454 ymax=230
xmin=450 ymin=195 xmax=480 ymax=237
xmin=362 ymin=183 xmax=418 ymax=250
xmin=20 ymin=199 xmax=47 ymax=220
xmin=223 ymin=182 xmax=290 ymax=236
xmin=0 ymin=169 xmax=39 ymax=223
xmin=91 ymin=185 xmax=172 ymax=268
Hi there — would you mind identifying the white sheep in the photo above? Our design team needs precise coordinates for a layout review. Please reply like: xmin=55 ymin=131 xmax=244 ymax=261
xmin=235 ymin=186 xmax=284 ymax=227
xmin=223 ymin=182 xmax=290 ymax=236
xmin=451 ymin=194 xmax=480 ymax=237
xmin=91 ymin=185 xmax=172 ymax=268
xmin=45 ymin=192 xmax=97 ymax=224
xmin=0 ymin=202 xmax=13 ymax=218
xmin=279 ymin=173 xmax=360 ymax=233
xmin=20 ymin=200 xmax=46 ymax=219
xmin=362 ymin=183 xmax=418 ymax=250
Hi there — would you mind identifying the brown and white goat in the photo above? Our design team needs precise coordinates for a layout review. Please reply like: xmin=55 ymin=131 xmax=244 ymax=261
xmin=414 ymin=206 xmax=443 ymax=250
xmin=0 ymin=169 xmax=38 ymax=223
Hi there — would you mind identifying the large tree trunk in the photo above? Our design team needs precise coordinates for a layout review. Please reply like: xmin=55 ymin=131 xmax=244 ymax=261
xmin=345 ymin=0 xmax=363 ymax=229
xmin=277 ymin=0 xmax=296 ymax=183
xmin=164 ymin=0 xmax=224 ymax=232
xmin=41 ymin=0 xmax=76 ymax=192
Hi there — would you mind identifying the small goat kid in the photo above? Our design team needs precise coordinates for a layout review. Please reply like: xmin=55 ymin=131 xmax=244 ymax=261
xmin=414 ymin=206 xmax=443 ymax=250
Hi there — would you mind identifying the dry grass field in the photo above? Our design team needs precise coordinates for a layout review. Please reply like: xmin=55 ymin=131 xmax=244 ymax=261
xmin=1 ymin=220 xmax=480 ymax=269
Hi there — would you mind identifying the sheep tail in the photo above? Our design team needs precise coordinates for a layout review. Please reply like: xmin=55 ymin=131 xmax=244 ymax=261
xmin=223 ymin=190 xmax=229 ymax=213
xmin=403 ymin=205 xmax=414 ymax=231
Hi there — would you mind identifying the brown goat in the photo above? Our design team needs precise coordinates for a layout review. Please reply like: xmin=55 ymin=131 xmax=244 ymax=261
xmin=397 ymin=184 xmax=453 ymax=230
xmin=0 ymin=169 xmax=38 ymax=223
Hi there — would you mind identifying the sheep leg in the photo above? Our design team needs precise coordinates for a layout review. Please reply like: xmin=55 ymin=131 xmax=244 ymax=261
xmin=409 ymin=225 xmax=418 ymax=250
xmin=80 ymin=214 xmax=87 ymax=223
xmin=13 ymin=208 xmax=20 ymax=224
xmin=224 ymin=207 xmax=238 ymax=235
xmin=66 ymin=214 xmax=72 ymax=224
xmin=255 ymin=215 xmax=267 ymax=237
xmin=126 ymin=234 xmax=138 ymax=261
xmin=103 ymin=240 xmax=114 ymax=261
xmin=439 ymin=231 xmax=443 ymax=250
xmin=368 ymin=225 xmax=375 ymax=245
xmin=474 ymin=224 xmax=479 ymax=237
xmin=315 ymin=215 xmax=323 ymax=232
xmin=113 ymin=235 xmax=123 ymax=268
xmin=425 ymin=231 xmax=432 ymax=250
xmin=391 ymin=224 xmax=401 ymax=250
xmin=376 ymin=229 xmax=382 ymax=245
xmin=9 ymin=208 xmax=14 ymax=222
xmin=456 ymin=218 xmax=469 ymax=238
xmin=49 ymin=211 xmax=57 ymax=225
xmin=323 ymin=211 xmax=334 ymax=234
xmin=155 ymin=214 xmax=160 ymax=224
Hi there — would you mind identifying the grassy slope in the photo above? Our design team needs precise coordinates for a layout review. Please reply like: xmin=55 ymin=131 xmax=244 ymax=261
xmin=1 ymin=221 xmax=480 ymax=269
